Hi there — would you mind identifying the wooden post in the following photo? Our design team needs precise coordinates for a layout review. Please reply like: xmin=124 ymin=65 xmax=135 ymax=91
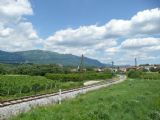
xmin=59 ymin=89 xmax=61 ymax=104
xmin=81 ymin=87 xmax=83 ymax=94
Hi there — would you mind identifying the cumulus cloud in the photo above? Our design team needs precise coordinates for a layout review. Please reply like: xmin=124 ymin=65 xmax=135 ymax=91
xmin=0 ymin=0 xmax=41 ymax=51
xmin=45 ymin=8 xmax=160 ymax=49
xmin=0 ymin=0 xmax=33 ymax=24
xmin=121 ymin=37 xmax=160 ymax=49
xmin=0 ymin=0 xmax=160 ymax=65
xmin=131 ymin=8 xmax=160 ymax=35
xmin=105 ymin=8 xmax=160 ymax=37
xmin=117 ymin=37 xmax=160 ymax=64
xmin=0 ymin=27 xmax=13 ymax=37
xmin=0 ymin=21 xmax=42 ymax=51
xmin=44 ymin=8 xmax=160 ymax=63
xmin=46 ymin=25 xmax=107 ymax=47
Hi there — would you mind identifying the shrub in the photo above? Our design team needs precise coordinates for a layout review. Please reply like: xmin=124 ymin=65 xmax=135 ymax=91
xmin=141 ymin=72 xmax=160 ymax=80
xmin=32 ymin=83 xmax=41 ymax=94
xmin=127 ymin=70 xmax=142 ymax=78
xmin=148 ymin=110 xmax=160 ymax=120
xmin=22 ymin=85 xmax=30 ymax=93
xmin=45 ymin=73 xmax=112 ymax=82
xmin=0 ymin=66 xmax=6 ymax=75
xmin=45 ymin=73 xmax=82 ymax=82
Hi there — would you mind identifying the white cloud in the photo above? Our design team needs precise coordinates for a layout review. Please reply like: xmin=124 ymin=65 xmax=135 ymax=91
xmin=0 ymin=0 xmax=160 ymax=65
xmin=0 ymin=27 xmax=13 ymax=37
xmin=46 ymin=25 xmax=107 ymax=47
xmin=105 ymin=19 xmax=131 ymax=37
xmin=105 ymin=47 xmax=119 ymax=54
xmin=43 ymin=8 xmax=160 ymax=64
xmin=0 ymin=21 xmax=42 ymax=51
xmin=121 ymin=37 xmax=160 ymax=49
xmin=0 ymin=0 xmax=33 ymax=24
xmin=116 ymin=37 xmax=160 ymax=64
xmin=105 ymin=8 xmax=160 ymax=37
xmin=0 ymin=0 xmax=41 ymax=51
xmin=44 ymin=25 xmax=117 ymax=58
xmin=130 ymin=8 xmax=160 ymax=36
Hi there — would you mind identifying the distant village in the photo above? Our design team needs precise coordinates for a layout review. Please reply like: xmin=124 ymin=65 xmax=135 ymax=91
xmin=70 ymin=64 xmax=160 ymax=73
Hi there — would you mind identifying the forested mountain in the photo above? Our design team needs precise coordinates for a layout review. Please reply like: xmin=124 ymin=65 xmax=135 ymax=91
xmin=0 ymin=50 xmax=25 ymax=63
xmin=0 ymin=50 xmax=106 ymax=67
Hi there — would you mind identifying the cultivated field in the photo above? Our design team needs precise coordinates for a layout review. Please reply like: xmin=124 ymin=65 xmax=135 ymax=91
xmin=0 ymin=73 xmax=112 ymax=101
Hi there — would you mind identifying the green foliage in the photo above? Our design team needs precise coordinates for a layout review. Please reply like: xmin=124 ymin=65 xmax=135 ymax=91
xmin=59 ymin=82 xmax=83 ymax=89
xmin=0 ymin=75 xmax=54 ymax=97
xmin=127 ymin=70 xmax=160 ymax=80
xmin=148 ymin=110 xmax=160 ymax=120
xmin=12 ymin=79 xmax=160 ymax=120
xmin=45 ymin=73 xmax=82 ymax=82
xmin=141 ymin=72 xmax=160 ymax=80
xmin=0 ymin=63 xmax=64 ymax=76
xmin=150 ymin=67 xmax=160 ymax=72
xmin=45 ymin=73 xmax=112 ymax=82
xmin=32 ymin=83 xmax=41 ymax=94
xmin=0 ymin=66 xmax=6 ymax=74
xmin=21 ymin=85 xmax=30 ymax=93
xmin=127 ymin=70 xmax=142 ymax=78
xmin=0 ymin=75 xmax=83 ymax=101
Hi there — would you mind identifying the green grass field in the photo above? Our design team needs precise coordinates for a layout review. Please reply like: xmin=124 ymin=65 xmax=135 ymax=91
xmin=12 ymin=78 xmax=160 ymax=120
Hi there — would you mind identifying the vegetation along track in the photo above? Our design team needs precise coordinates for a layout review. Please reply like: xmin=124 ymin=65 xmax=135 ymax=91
xmin=0 ymin=75 xmax=126 ymax=120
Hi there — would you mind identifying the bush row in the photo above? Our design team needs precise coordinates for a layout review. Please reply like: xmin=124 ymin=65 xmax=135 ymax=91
xmin=127 ymin=70 xmax=160 ymax=79
xmin=45 ymin=73 xmax=112 ymax=82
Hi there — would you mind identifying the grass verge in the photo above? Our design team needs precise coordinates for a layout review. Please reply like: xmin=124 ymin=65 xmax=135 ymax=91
xmin=12 ymin=78 xmax=160 ymax=120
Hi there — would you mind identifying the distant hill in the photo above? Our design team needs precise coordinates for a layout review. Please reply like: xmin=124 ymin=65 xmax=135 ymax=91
xmin=0 ymin=50 xmax=106 ymax=67
xmin=0 ymin=50 xmax=25 ymax=63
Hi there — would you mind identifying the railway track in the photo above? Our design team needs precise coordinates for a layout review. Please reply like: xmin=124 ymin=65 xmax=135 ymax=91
xmin=0 ymin=80 xmax=115 ymax=107
xmin=0 ymin=75 xmax=126 ymax=120
xmin=0 ymin=76 xmax=123 ymax=108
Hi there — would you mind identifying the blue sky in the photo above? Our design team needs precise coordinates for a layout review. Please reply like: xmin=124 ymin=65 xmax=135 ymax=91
xmin=28 ymin=0 xmax=160 ymax=38
xmin=0 ymin=0 xmax=160 ymax=65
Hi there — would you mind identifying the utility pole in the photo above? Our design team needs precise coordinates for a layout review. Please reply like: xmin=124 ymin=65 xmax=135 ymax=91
xmin=80 ymin=54 xmax=84 ymax=72
xmin=135 ymin=58 xmax=137 ymax=67
xmin=79 ymin=54 xmax=84 ymax=81
xmin=112 ymin=61 xmax=114 ymax=77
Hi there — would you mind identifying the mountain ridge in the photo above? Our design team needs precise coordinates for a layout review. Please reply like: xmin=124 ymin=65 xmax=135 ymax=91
xmin=0 ymin=50 xmax=107 ymax=67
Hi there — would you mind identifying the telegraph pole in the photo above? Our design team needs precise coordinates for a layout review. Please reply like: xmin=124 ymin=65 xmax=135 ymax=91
xmin=79 ymin=54 xmax=84 ymax=81
xmin=80 ymin=54 xmax=84 ymax=72
xmin=135 ymin=58 xmax=137 ymax=67
xmin=112 ymin=61 xmax=114 ymax=77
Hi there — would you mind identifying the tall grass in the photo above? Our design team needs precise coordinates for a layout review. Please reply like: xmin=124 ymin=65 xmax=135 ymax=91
xmin=12 ymin=79 xmax=160 ymax=120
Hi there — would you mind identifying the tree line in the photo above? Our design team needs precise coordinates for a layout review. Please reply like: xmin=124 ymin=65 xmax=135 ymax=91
xmin=0 ymin=63 xmax=74 ymax=76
